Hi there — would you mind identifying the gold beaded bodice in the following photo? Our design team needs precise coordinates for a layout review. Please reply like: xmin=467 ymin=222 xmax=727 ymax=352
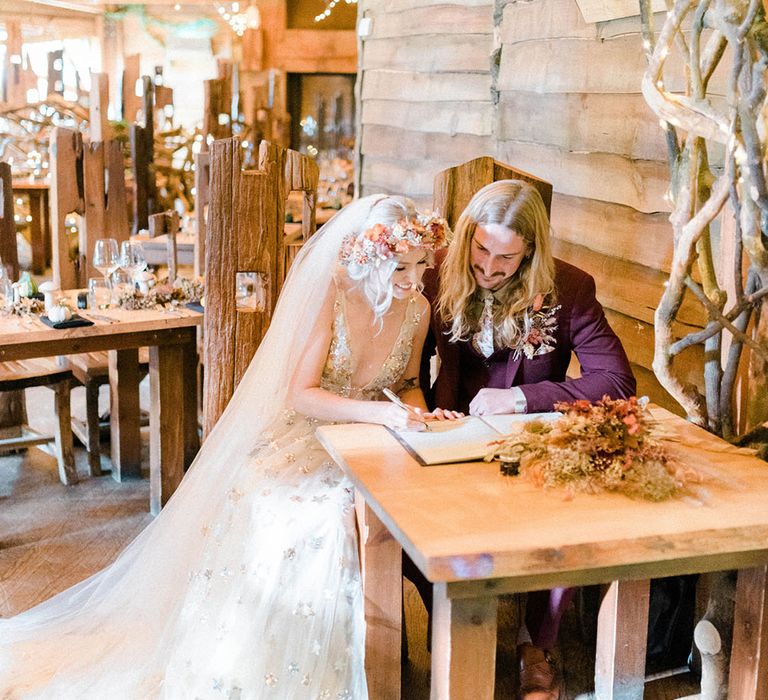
xmin=320 ymin=290 xmax=421 ymax=401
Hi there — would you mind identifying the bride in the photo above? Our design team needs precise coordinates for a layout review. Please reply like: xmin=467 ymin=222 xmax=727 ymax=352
xmin=0 ymin=195 xmax=459 ymax=699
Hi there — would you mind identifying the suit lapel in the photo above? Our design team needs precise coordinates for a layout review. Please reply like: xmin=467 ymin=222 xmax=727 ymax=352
xmin=505 ymin=352 xmax=523 ymax=387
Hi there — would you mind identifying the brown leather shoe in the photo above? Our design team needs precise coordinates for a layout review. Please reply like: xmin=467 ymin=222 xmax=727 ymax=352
xmin=517 ymin=643 xmax=561 ymax=700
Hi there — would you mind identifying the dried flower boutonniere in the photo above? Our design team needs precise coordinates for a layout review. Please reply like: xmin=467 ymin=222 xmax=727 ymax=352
xmin=513 ymin=295 xmax=561 ymax=360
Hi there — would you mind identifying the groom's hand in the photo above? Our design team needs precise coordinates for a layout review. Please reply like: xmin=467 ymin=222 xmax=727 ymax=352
xmin=469 ymin=387 xmax=527 ymax=416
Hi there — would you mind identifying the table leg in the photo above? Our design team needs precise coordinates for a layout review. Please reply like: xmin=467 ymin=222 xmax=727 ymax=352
xmin=595 ymin=579 xmax=650 ymax=700
xmin=53 ymin=378 xmax=76 ymax=485
xmin=149 ymin=343 xmax=186 ymax=515
xmin=431 ymin=583 xmax=497 ymax=700
xmin=42 ymin=189 xmax=51 ymax=270
xmin=729 ymin=565 xmax=768 ymax=699
xmin=182 ymin=339 xmax=199 ymax=467
xmin=355 ymin=495 xmax=402 ymax=700
xmin=108 ymin=348 xmax=142 ymax=481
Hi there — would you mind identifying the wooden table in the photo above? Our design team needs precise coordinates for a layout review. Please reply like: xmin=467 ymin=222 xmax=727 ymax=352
xmin=12 ymin=178 xmax=50 ymax=275
xmin=0 ymin=305 xmax=201 ymax=514
xmin=317 ymin=407 xmax=768 ymax=699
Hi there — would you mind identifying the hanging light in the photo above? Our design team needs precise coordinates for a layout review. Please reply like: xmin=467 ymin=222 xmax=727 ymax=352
xmin=214 ymin=0 xmax=260 ymax=35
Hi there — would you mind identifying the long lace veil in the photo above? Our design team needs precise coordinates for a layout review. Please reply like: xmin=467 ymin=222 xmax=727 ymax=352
xmin=0 ymin=195 xmax=387 ymax=697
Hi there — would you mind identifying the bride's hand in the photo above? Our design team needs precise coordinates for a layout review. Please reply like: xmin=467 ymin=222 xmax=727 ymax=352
xmin=373 ymin=402 xmax=427 ymax=431
xmin=423 ymin=407 xmax=465 ymax=421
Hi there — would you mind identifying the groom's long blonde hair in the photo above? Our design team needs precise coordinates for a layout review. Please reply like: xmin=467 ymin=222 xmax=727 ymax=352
xmin=437 ymin=180 xmax=556 ymax=348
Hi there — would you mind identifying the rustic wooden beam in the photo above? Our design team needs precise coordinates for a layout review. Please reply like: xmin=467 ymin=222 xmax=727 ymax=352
xmin=202 ymin=139 xmax=318 ymax=436
xmin=729 ymin=565 xmax=768 ymax=697
xmin=121 ymin=53 xmax=141 ymax=123
xmin=193 ymin=151 xmax=210 ymax=278
xmin=0 ymin=162 xmax=25 ymax=434
xmin=595 ymin=579 xmax=650 ymax=700
xmin=49 ymin=127 xmax=85 ymax=289
xmin=355 ymin=496 xmax=403 ymax=699
xmin=88 ymin=72 xmax=110 ymax=142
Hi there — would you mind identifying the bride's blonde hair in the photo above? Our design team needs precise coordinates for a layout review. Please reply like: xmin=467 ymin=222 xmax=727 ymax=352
xmin=437 ymin=180 xmax=556 ymax=347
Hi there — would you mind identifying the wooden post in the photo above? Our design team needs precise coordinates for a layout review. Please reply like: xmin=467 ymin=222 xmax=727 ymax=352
xmin=89 ymin=72 xmax=111 ymax=142
xmin=202 ymin=139 xmax=317 ymax=436
xmin=728 ymin=566 xmax=768 ymax=699
xmin=203 ymin=78 xmax=232 ymax=143
xmin=595 ymin=579 xmax=650 ymax=700
xmin=193 ymin=151 xmax=211 ymax=278
xmin=47 ymin=49 xmax=64 ymax=96
xmin=108 ymin=349 xmax=142 ymax=481
xmin=81 ymin=139 xmax=130 ymax=285
xmin=49 ymin=127 xmax=85 ymax=290
xmin=148 ymin=210 xmax=179 ymax=279
xmin=149 ymin=331 xmax=196 ymax=514
xmin=104 ymin=140 xmax=130 ymax=242
xmin=122 ymin=53 xmax=141 ymax=123
xmin=431 ymin=583 xmax=497 ymax=700
xmin=432 ymin=156 xmax=553 ymax=229
xmin=281 ymin=148 xmax=319 ymax=290
xmin=242 ymin=27 xmax=264 ymax=72
xmin=3 ymin=21 xmax=26 ymax=107
xmin=0 ymin=162 xmax=25 ymax=436
xmin=355 ymin=496 xmax=403 ymax=699
xmin=154 ymin=85 xmax=174 ymax=128
xmin=130 ymin=121 xmax=155 ymax=234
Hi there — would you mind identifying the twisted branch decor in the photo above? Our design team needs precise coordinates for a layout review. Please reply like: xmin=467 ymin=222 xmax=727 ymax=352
xmin=640 ymin=0 xmax=768 ymax=439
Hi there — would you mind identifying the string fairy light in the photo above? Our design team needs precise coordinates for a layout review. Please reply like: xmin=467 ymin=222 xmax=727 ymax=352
xmin=314 ymin=0 xmax=357 ymax=23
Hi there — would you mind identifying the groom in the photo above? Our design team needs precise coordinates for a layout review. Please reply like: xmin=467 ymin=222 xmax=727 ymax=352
xmin=413 ymin=180 xmax=636 ymax=699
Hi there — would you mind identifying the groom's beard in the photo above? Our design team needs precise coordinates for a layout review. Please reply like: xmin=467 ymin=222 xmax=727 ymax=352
xmin=473 ymin=266 xmax=509 ymax=290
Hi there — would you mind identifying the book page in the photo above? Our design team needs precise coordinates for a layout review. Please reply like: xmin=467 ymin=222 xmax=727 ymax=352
xmin=389 ymin=412 xmax=561 ymax=466
xmin=389 ymin=417 xmax=500 ymax=465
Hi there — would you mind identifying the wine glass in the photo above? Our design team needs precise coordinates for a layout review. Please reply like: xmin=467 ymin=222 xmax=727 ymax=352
xmin=92 ymin=238 xmax=119 ymax=286
xmin=119 ymin=241 xmax=147 ymax=284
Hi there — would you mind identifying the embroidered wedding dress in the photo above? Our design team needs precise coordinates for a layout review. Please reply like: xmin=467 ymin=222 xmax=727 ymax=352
xmin=0 ymin=196 xmax=419 ymax=700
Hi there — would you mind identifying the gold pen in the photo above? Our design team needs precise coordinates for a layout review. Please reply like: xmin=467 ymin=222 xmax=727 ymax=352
xmin=382 ymin=388 xmax=431 ymax=431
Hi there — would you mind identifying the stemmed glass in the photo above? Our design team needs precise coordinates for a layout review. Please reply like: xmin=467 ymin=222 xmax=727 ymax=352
xmin=118 ymin=241 xmax=147 ymax=286
xmin=92 ymin=238 xmax=119 ymax=287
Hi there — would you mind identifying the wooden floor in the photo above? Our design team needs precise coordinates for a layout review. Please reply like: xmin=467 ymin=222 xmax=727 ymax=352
xmin=1 ymin=385 xmax=699 ymax=699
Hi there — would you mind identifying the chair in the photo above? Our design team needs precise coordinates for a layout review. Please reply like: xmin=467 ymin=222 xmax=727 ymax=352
xmin=0 ymin=161 xmax=76 ymax=484
xmin=49 ymin=127 xmax=148 ymax=476
xmin=148 ymin=209 xmax=181 ymax=281
xmin=432 ymin=155 xmax=553 ymax=226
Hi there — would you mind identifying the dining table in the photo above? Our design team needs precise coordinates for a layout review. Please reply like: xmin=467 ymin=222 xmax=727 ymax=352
xmin=0 ymin=300 xmax=201 ymax=515
xmin=317 ymin=406 xmax=768 ymax=699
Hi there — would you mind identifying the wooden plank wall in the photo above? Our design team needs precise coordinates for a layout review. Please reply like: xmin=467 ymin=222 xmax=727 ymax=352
xmin=356 ymin=0 xmax=707 ymax=414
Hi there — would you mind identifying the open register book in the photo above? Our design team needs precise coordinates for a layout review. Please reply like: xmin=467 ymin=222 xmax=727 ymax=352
xmin=388 ymin=412 xmax=560 ymax=466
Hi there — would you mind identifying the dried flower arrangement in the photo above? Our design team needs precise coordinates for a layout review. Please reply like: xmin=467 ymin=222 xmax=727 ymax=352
xmin=114 ymin=276 xmax=204 ymax=311
xmin=486 ymin=396 xmax=700 ymax=501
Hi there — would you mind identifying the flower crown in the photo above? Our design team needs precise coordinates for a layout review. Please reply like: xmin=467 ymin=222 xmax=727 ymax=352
xmin=339 ymin=213 xmax=449 ymax=271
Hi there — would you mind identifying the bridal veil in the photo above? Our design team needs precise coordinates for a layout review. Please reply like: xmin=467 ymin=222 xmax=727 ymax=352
xmin=0 ymin=195 xmax=394 ymax=698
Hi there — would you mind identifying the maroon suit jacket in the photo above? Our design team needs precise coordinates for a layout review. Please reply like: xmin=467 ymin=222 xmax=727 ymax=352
xmin=422 ymin=254 xmax=636 ymax=413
